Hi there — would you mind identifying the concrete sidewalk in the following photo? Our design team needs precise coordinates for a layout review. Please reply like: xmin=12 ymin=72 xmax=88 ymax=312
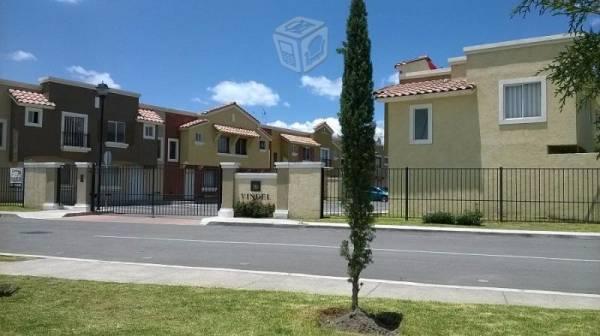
xmin=201 ymin=217 xmax=600 ymax=237
xmin=0 ymin=208 xmax=89 ymax=219
xmin=1 ymin=254 xmax=599 ymax=310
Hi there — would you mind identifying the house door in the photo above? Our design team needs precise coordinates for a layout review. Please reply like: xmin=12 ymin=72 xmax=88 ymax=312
xmin=184 ymin=168 xmax=195 ymax=200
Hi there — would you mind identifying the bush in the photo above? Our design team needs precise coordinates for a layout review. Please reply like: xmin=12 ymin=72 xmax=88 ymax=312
xmin=422 ymin=212 xmax=455 ymax=224
xmin=456 ymin=209 xmax=484 ymax=226
xmin=0 ymin=284 xmax=19 ymax=297
xmin=234 ymin=200 xmax=275 ymax=218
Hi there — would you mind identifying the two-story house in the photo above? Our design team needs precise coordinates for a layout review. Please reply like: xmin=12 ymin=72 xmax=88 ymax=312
xmin=375 ymin=33 xmax=599 ymax=169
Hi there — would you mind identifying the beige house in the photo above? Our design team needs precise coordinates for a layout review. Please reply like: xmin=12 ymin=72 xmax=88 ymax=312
xmin=376 ymin=33 xmax=599 ymax=169
xmin=178 ymin=103 xmax=272 ymax=169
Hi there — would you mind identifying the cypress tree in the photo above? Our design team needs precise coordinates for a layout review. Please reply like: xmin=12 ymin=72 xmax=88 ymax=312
xmin=338 ymin=0 xmax=376 ymax=311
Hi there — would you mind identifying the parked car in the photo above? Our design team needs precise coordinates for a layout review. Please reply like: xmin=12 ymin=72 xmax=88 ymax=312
xmin=369 ymin=186 xmax=388 ymax=202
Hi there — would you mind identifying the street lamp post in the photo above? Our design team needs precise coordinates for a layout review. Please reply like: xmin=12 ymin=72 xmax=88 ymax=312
xmin=95 ymin=83 xmax=109 ymax=210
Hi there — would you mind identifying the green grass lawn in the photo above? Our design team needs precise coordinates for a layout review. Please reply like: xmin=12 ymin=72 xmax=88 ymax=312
xmin=0 ymin=255 xmax=31 ymax=262
xmin=0 ymin=275 xmax=598 ymax=335
xmin=319 ymin=217 xmax=600 ymax=233
xmin=0 ymin=205 xmax=38 ymax=212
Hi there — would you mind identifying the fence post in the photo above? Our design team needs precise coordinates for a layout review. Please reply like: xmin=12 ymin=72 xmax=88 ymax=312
xmin=55 ymin=167 xmax=61 ymax=206
xmin=320 ymin=167 xmax=325 ymax=219
xmin=151 ymin=167 xmax=156 ymax=218
xmin=499 ymin=166 xmax=503 ymax=222
xmin=90 ymin=164 xmax=96 ymax=212
xmin=404 ymin=166 xmax=409 ymax=221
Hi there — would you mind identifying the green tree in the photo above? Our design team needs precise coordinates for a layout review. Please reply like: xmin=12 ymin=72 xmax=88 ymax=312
xmin=338 ymin=0 xmax=376 ymax=311
xmin=513 ymin=1 xmax=600 ymax=146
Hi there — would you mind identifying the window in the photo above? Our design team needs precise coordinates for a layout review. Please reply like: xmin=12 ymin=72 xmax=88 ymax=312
xmin=168 ymin=138 xmax=179 ymax=162
xmin=0 ymin=119 xmax=6 ymax=150
xmin=376 ymin=156 xmax=382 ymax=168
xmin=61 ymin=112 xmax=88 ymax=148
xmin=499 ymin=76 xmax=547 ymax=124
xmin=218 ymin=136 xmax=230 ymax=153
xmin=107 ymin=121 xmax=126 ymax=143
xmin=195 ymin=132 xmax=203 ymax=144
xmin=202 ymin=170 xmax=218 ymax=192
xmin=302 ymin=147 xmax=311 ymax=160
xmin=25 ymin=107 xmax=43 ymax=127
xmin=409 ymin=104 xmax=432 ymax=144
xmin=235 ymin=138 xmax=247 ymax=155
xmin=157 ymin=137 xmax=164 ymax=161
xmin=259 ymin=140 xmax=266 ymax=150
xmin=291 ymin=144 xmax=298 ymax=156
xmin=320 ymin=147 xmax=330 ymax=166
xmin=143 ymin=124 xmax=155 ymax=140
xmin=273 ymin=152 xmax=278 ymax=163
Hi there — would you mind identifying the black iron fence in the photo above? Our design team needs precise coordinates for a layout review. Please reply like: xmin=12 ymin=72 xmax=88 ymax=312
xmin=91 ymin=165 xmax=221 ymax=217
xmin=322 ymin=167 xmax=600 ymax=223
xmin=62 ymin=131 xmax=90 ymax=148
xmin=0 ymin=167 xmax=25 ymax=207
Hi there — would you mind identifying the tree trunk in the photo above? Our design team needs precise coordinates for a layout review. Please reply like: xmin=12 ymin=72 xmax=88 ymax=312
xmin=351 ymin=276 xmax=360 ymax=311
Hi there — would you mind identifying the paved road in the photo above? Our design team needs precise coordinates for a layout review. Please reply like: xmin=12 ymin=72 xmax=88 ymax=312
xmin=0 ymin=217 xmax=599 ymax=294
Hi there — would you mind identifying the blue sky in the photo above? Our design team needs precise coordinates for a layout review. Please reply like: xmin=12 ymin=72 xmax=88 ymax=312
xmin=0 ymin=0 xmax=585 ymax=138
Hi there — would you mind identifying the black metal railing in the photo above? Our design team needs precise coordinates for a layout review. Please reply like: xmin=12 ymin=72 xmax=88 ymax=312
xmin=62 ymin=131 xmax=90 ymax=148
xmin=322 ymin=167 xmax=600 ymax=223
xmin=0 ymin=167 xmax=25 ymax=207
xmin=91 ymin=165 xmax=222 ymax=216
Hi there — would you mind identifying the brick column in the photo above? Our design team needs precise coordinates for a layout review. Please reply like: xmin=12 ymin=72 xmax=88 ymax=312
xmin=217 ymin=162 xmax=240 ymax=217
xmin=274 ymin=162 xmax=289 ymax=219
xmin=276 ymin=162 xmax=324 ymax=220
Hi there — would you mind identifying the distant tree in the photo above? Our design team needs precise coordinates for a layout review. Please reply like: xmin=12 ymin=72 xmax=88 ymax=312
xmin=513 ymin=1 xmax=600 ymax=147
xmin=338 ymin=0 xmax=376 ymax=311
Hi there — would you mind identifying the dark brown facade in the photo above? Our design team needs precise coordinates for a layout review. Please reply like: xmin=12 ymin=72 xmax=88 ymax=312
xmin=8 ymin=78 xmax=159 ymax=166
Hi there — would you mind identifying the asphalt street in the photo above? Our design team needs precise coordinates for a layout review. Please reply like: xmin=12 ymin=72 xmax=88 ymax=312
xmin=0 ymin=216 xmax=598 ymax=294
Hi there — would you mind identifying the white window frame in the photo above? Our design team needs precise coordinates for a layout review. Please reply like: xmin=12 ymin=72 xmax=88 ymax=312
xmin=25 ymin=107 xmax=43 ymax=128
xmin=0 ymin=119 xmax=6 ymax=150
xmin=61 ymin=111 xmax=89 ymax=148
xmin=498 ymin=76 xmax=547 ymax=125
xmin=194 ymin=132 xmax=204 ymax=145
xmin=143 ymin=124 xmax=155 ymax=140
xmin=167 ymin=138 xmax=179 ymax=162
xmin=409 ymin=104 xmax=433 ymax=145
xmin=157 ymin=137 xmax=164 ymax=161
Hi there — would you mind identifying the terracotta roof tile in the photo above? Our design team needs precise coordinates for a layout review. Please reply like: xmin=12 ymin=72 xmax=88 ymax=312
xmin=374 ymin=78 xmax=475 ymax=99
xmin=214 ymin=124 xmax=260 ymax=138
xmin=179 ymin=119 xmax=209 ymax=129
xmin=137 ymin=108 xmax=164 ymax=124
xmin=8 ymin=89 xmax=55 ymax=108
xmin=281 ymin=133 xmax=321 ymax=147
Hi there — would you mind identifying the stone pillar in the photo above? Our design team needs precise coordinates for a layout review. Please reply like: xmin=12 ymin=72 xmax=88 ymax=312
xmin=23 ymin=162 xmax=63 ymax=210
xmin=217 ymin=162 xmax=239 ymax=217
xmin=74 ymin=162 xmax=93 ymax=211
xmin=274 ymin=162 xmax=289 ymax=219
xmin=277 ymin=162 xmax=324 ymax=220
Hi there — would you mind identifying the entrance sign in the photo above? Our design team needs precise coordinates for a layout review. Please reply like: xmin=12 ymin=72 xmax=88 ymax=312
xmin=10 ymin=168 xmax=23 ymax=185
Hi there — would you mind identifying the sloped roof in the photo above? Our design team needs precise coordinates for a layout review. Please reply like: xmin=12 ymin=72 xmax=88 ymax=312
xmin=281 ymin=133 xmax=321 ymax=147
xmin=374 ymin=78 xmax=475 ymax=99
xmin=214 ymin=124 xmax=260 ymax=138
xmin=8 ymin=89 xmax=55 ymax=108
xmin=179 ymin=119 xmax=209 ymax=129
xmin=137 ymin=108 xmax=164 ymax=124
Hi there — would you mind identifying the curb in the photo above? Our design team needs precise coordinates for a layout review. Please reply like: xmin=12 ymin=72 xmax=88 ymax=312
xmin=201 ymin=217 xmax=600 ymax=238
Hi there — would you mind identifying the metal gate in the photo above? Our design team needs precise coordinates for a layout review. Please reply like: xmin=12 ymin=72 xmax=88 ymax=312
xmin=57 ymin=165 xmax=78 ymax=206
xmin=93 ymin=166 xmax=221 ymax=216
xmin=0 ymin=167 xmax=25 ymax=207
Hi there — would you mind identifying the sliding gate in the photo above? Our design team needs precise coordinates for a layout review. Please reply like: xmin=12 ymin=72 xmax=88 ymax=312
xmin=93 ymin=166 xmax=221 ymax=216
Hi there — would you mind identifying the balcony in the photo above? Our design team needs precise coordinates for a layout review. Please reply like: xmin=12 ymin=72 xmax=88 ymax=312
xmin=61 ymin=131 xmax=91 ymax=153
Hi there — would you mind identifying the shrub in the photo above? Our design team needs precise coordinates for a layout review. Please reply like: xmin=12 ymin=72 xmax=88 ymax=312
xmin=422 ymin=212 xmax=455 ymax=224
xmin=234 ymin=200 xmax=275 ymax=218
xmin=456 ymin=209 xmax=484 ymax=226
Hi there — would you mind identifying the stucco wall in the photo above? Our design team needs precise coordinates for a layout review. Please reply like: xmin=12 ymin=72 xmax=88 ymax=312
xmin=234 ymin=173 xmax=277 ymax=205
xmin=287 ymin=167 xmax=321 ymax=219
xmin=386 ymin=94 xmax=481 ymax=168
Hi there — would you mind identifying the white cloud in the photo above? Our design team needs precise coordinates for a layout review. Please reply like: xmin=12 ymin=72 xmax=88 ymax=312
xmin=386 ymin=72 xmax=399 ymax=85
xmin=283 ymin=101 xmax=291 ymax=108
xmin=208 ymin=80 xmax=280 ymax=107
xmin=300 ymin=75 xmax=342 ymax=99
xmin=67 ymin=65 xmax=121 ymax=89
xmin=56 ymin=0 xmax=82 ymax=4
xmin=7 ymin=50 xmax=37 ymax=62
xmin=191 ymin=97 xmax=209 ymax=105
xmin=267 ymin=117 xmax=385 ymax=143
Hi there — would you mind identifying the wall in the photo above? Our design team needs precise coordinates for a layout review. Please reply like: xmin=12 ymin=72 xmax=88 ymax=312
xmin=466 ymin=40 xmax=590 ymax=167
xmin=386 ymin=94 xmax=481 ymax=168
xmin=234 ymin=173 xmax=277 ymax=205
